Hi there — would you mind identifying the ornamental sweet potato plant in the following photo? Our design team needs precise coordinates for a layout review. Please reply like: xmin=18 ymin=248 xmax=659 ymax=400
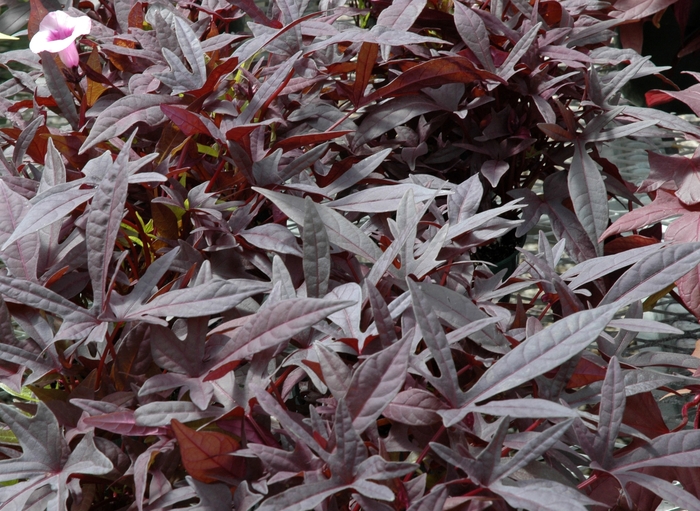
xmin=2 ymin=0 xmax=700 ymax=510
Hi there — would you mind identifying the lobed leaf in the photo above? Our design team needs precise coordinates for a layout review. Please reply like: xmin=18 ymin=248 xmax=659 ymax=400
xmin=127 ymin=279 xmax=270 ymax=320
xmin=80 ymin=95 xmax=179 ymax=153
xmin=346 ymin=334 xmax=412 ymax=433
xmin=206 ymin=298 xmax=354 ymax=380
xmin=601 ymin=242 xmax=700 ymax=306
xmin=254 ymin=187 xmax=382 ymax=261
xmin=443 ymin=305 xmax=619 ymax=426
xmin=86 ymin=136 xmax=130 ymax=312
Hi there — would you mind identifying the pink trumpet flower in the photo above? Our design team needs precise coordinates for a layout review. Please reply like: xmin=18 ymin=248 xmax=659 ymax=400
xmin=29 ymin=11 xmax=91 ymax=68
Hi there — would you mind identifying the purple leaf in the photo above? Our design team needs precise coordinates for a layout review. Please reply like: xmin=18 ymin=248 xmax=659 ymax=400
xmin=329 ymin=399 xmax=366 ymax=479
xmin=2 ymin=188 xmax=94 ymax=249
xmin=12 ymin=117 xmax=43 ymax=169
xmin=351 ymin=495 xmax=394 ymax=511
xmin=0 ymin=274 xmax=92 ymax=319
xmin=139 ymin=372 xmax=214 ymax=411
xmin=354 ymin=97 xmax=439 ymax=148
xmin=490 ymin=479 xmax=601 ymax=511
xmin=383 ymin=388 xmax=444 ymax=426
xmin=406 ymin=485 xmax=447 ymax=511
xmin=127 ymin=279 xmax=270 ymax=320
xmin=376 ymin=0 xmax=426 ymax=30
xmin=585 ymin=119 xmax=658 ymax=143
xmin=546 ymin=199 xmax=598 ymax=263
xmin=443 ymin=305 xmax=619 ymax=426
xmin=607 ymin=318 xmax=682 ymax=335
xmin=454 ymin=1 xmax=495 ymax=71
xmin=493 ymin=419 xmax=574 ymax=482
xmin=150 ymin=320 xmax=205 ymax=376
xmin=446 ymin=199 xmax=523 ymax=241
xmin=79 ymin=95 xmax=180 ymax=153
xmin=366 ymin=282 xmax=398 ymax=347
xmin=647 ymin=147 xmax=700 ymax=206
xmin=321 ymin=149 xmax=391 ymax=197
xmin=173 ymin=17 xmax=207 ymax=88
xmin=408 ymin=279 xmax=461 ymax=406
xmin=327 ymin=283 xmax=363 ymax=341
xmin=0 ymin=342 xmax=56 ymax=384
xmin=228 ymin=0 xmax=277 ymax=27
xmin=411 ymin=223 xmax=449 ymax=278
xmin=568 ymin=140 xmax=607 ymax=255
xmin=207 ymin=298 xmax=354 ymax=379
xmin=0 ymin=404 xmax=112 ymax=508
xmin=357 ymin=455 xmax=416 ymax=480
xmin=254 ymin=188 xmax=382 ymax=261
xmin=623 ymin=105 xmax=700 ymax=139
xmin=303 ymin=197 xmax=330 ymax=298
xmin=243 ymin=442 xmax=323 ymax=482
xmin=448 ymin=174 xmax=482 ymax=223
xmin=236 ymin=51 xmax=300 ymax=126
xmin=617 ymin=471 xmax=700 ymax=511
xmin=110 ymin=247 xmax=182 ymax=318
xmin=315 ymin=343 xmax=351 ymax=399
xmin=0 ymin=181 xmax=39 ymax=280
xmin=592 ymin=356 xmax=625 ymax=468
xmin=327 ymin=184 xmax=446 ymax=213
xmin=563 ymin=244 xmax=661 ymax=290
xmin=252 ymin=384 xmax=328 ymax=461
xmin=366 ymin=189 xmax=425 ymax=285
xmin=352 ymin=479 xmax=394 ymax=501
xmin=415 ymin=281 xmax=509 ymax=352
xmin=509 ymin=188 xmax=547 ymax=237
xmin=256 ymin=479 xmax=349 ymax=511
xmin=445 ymin=317 xmax=502 ymax=345
xmin=612 ymin=430 xmax=700 ymax=471
xmin=498 ymin=22 xmax=541 ymax=80
xmin=134 ymin=402 xmax=222 ymax=427
xmin=86 ymin=135 xmax=130 ymax=312
xmin=346 ymin=334 xmax=411 ymax=433
xmin=468 ymin=399 xmax=578 ymax=419
xmin=82 ymin=410 xmax=168 ymax=436
xmin=0 ymin=296 xmax=18 ymax=347
xmin=188 ymin=477 xmax=233 ymax=511
xmin=41 ymin=53 xmax=79 ymax=130
xmin=431 ymin=419 xmax=509 ymax=485
xmin=239 ymin=224 xmax=303 ymax=257
xmin=601 ymin=189 xmax=684 ymax=240
xmin=601 ymin=242 xmax=700 ymax=306
xmin=278 ymin=143 xmax=330 ymax=182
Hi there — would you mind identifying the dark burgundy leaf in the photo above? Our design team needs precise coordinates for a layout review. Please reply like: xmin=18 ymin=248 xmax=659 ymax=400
xmin=161 ymin=105 xmax=212 ymax=137
xmin=367 ymin=57 xmax=499 ymax=103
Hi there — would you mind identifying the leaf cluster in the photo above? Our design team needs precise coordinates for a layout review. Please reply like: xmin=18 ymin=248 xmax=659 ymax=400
xmin=0 ymin=0 xmax=700 ymax=510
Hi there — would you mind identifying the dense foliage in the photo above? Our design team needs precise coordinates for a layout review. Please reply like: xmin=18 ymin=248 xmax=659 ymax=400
xmin=2 ymin=0 xmax=700 ymax=509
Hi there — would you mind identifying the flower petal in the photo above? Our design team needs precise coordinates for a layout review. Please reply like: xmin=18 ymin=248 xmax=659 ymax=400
xmin=58 ymin=44 xmax=80 ymax=67
xmin=30 ymin=11 xmax=91 ymax=56
xmin=71 ymin=15 xmax=92 ymax=37
xmin=31 ymin=34 xmax=76 ymax=53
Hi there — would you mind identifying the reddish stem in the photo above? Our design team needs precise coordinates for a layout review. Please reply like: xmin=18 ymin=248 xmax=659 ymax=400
xmin=205 ymin=159 xmax=226 ymax=193
xmin=578 ymin=473 xmax=599 ymax=491
xmin=672 ymin=393 xmax=700 ymax=432
xmin=537 ymin=301 xmax=552 ymax=321
xmin=94 ymin=324 xmax=121 ymax=391
xmin=268 ymin=366 xmax=296 ymax=407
